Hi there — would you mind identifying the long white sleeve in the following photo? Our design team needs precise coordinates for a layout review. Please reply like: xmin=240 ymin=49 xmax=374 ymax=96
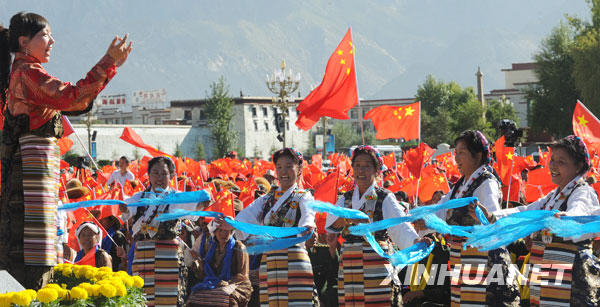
xmin=383 ymin=194 xmax=419 ymax=250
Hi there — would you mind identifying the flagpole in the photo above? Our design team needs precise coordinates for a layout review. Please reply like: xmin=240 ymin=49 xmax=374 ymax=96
xmin=64 ymin=116 xmax=101 ymax=171
xmin=350 ymin=27 xmax=365 ymax=145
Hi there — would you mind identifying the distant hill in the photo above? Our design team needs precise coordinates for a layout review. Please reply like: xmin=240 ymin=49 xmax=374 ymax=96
xmin=0 ymin=0 xmax=590 ymax=101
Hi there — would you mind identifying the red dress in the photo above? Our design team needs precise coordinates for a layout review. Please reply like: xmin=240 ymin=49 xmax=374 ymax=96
xmin=0 ymin=51 xmax=117 ymax=288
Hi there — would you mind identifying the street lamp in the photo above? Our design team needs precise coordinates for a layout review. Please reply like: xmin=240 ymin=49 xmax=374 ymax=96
xmin=266 ymin=60 xmax=301 ymax=147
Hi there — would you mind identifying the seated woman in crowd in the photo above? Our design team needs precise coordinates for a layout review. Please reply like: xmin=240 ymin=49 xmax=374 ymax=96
xmin=186 ymin=219 xmax=252 ymax=307
xmin=477 ymin=135 xmax=600 ymax=306
xmin=119 ymin=156 xmax=198 ymax=306
xmin=74 ymin=222 xmax=112 ymax=268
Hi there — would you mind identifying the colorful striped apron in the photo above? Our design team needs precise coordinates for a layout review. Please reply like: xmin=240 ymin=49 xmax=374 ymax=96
xmin=20 ymin=135 xmax=60 ymax=266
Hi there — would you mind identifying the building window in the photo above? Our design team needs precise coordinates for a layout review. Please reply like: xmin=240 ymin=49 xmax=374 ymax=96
xmin=262 ymin=107 xmax=268 ymax=116
xmin=351 ymin=109 xmax=358 ymax=119
xmin=254 ymin=121 xmax=258 ymax=131
xmin=199 ymin=110 xmax=206 ymax=120
xmin=264 ymin=122 xmax=269 ymax=130
xmin=184 ymin=110 xmax=192 ymax=120
xmin=286 ymin=122 xmax=289 ymax=130
xmin=251 ymin=107 xmax=257 ymax=117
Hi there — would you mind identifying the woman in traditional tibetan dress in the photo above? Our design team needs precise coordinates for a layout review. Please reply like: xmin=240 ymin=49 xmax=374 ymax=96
xmin=480 ymin=135 xmax=600 ymax=306
xmin=0 ymin=12 xmax=130 ymax=288
xmin=120 ymin=156 xmax=196 ymax=306
xmin=325 ymin=145 xmax=422 ymax=307
xmin=235 ymin=148 xmax=317 ymax=306
xmin=187 ymin=218 xmax=252 ymax=306
xmin=431 ymin=130 xmax=520 ymax=306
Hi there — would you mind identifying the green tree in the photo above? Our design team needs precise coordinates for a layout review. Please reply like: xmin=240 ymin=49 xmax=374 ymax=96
xmin=415 ymin=75 xmax=509 ymax=146
xmin=331 ymin=121 xmax=362 ymax=151
xmin=205 ymin=76 xmax=237 ymax=159
xmin=485 ymin=99 xmax=520 ymax=139
xmin=570 ymin=0 xmax=600 ymax=116
xmin=173 ymin=143 xmax=183 ymax=158
xmin=527 ymin=23 xmax=580 ymax=138
xmin=195 ymin=142 xmax=206 ymax=161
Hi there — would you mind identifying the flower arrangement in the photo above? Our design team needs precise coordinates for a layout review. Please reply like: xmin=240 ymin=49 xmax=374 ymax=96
xmin=0 ymin=264 xmax=145 ymax=307
xmin=365 ymin=194 xmax=378 ymax=201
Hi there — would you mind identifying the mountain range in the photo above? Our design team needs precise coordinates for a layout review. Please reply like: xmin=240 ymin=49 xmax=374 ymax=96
xmin=0 ymin=0 xmax=590 ymax=101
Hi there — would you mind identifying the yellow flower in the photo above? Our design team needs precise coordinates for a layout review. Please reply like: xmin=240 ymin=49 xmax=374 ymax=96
xmin=132 ymin=275 xmax=144 ymax=288
xmin=70 ymin=287 xmax=88 ymax=300
xmin=99 ymin=284 xmax=117 ymax=298
xmin=90 ymin=285 xmax=101 ymax=297
xmin=45 ymin=283 xmax=61 ymax=290
xmin=0 ymin=293 xmax=12 ymax=307
xmin=72 ymin=266 xmax=83 ymax=278
xmin=99 ymin=266 xmax=113 ymax=273
xmin=23 ymin=289 xmax=36 ymax=301
xmin=114 ymin=283 xmax=127 ymax=297
xmin=11 ymin=292 xmax=31 ymax=306
xmin=37 ymin=288 xmax=58 ymax=303
xmin=121 ymin=276 xmax=134 ymax=288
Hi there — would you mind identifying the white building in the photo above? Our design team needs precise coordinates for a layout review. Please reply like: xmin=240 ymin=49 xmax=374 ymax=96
xmin=485 ymin=63 xmax=540 ymax=127
xmin=69 ymin=89 xmax=170 ymax=125
xmin=66 ymin=124 xmax=206 ymax=161
xmin=170 ymin=96 xmax=311 ymax=160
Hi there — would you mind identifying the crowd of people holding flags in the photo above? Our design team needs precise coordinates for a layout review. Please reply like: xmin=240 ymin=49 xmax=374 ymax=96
xmin=3 ymin=10 xmax=600 ymax=307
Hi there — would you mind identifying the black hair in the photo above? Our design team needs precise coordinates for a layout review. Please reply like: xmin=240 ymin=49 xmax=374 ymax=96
xmin=454 ymin=130 xmax=489 ymax=165
xmin=394 ymin=191 xmax=409 ymax=203
xmin=351 ymin=147 xmax=381 ymax=171
xmin=551 ymin=136 xmax=590 ymax=175
xmin=119 ymin=156 xmax=130 ymax=164
xmin=148 ymin=156 xmax=175 ymax=176
xmin=272 ymin=148 xmax=303 ymax=166
xmin=1 ymin=12 xmax=48 ymax=109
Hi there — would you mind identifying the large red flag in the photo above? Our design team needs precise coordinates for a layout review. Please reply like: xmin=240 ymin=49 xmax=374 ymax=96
xmin=573 ymin=100 xmax=600 ymax=143
xmin=296 ymin=28 xmax=358 ymax=130
xmin=119 ymin=127 xmax=172 ymax=158
xmin=364 ymin=102 xmax=420 ymax=140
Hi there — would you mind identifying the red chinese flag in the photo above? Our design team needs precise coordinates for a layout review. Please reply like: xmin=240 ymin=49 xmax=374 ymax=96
xmin=311 ymin=155 xmax=323 ymax=170
xmin=404 ymin=143 xmax=435 ymax=179
xmin=501 ymin=174 xmax=522 ymax=202
xmin=296 ymin=28 xmax=358 ymax=130
xmin=314 ymin=170 xmax=339 ymax=204
xmin=120 ymin=127 xmax=173 ymax=158
xmin=494 ymin=136 xmax=515 ymax=185
xmin=364 ymin=102 xmax=420 ymax=140
xmin=383 ymin=153 xmax=396 ymax=170
xmin=418 ymin=171 xmax=449 ymax=202
xmin=209 ymin=190 xmax=235 ymax=217
xmin=573 ymin=100 xmax=600 ymax=143
xmin=57 ymin=137 xmax=73 ymax=156
xmin=62 ymin=116 xmax=75 ymax=137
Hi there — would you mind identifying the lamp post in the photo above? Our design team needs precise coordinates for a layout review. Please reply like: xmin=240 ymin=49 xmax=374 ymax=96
xmin=266 ymin=60 xmax=301 ymax=147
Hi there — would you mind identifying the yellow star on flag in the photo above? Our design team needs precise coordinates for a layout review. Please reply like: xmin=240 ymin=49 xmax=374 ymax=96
xmin=340 ymin=59 xmax=346 ymax=65
xmin=346 ymin=68 xmax=350 ymax=75
xmin=578 ymin=115 xmax=589 ymax=126
xmin=337 ymin=50 xmax=343 ymax=55
xmin=506 ymin=152 xmax=513 ymax=160
xmin=405 ymin=106 xmax=415 ymax=116
xmin=438 ymin=176 xmax=445 ymax=183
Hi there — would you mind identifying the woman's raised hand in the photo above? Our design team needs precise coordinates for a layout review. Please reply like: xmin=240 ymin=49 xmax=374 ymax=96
xmin=106 ymin=33 xmax=133 ymax=67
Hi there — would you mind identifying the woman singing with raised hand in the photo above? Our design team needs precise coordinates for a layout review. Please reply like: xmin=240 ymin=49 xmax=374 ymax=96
xmin=0 ymin=12 xmax=131 ymax=289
